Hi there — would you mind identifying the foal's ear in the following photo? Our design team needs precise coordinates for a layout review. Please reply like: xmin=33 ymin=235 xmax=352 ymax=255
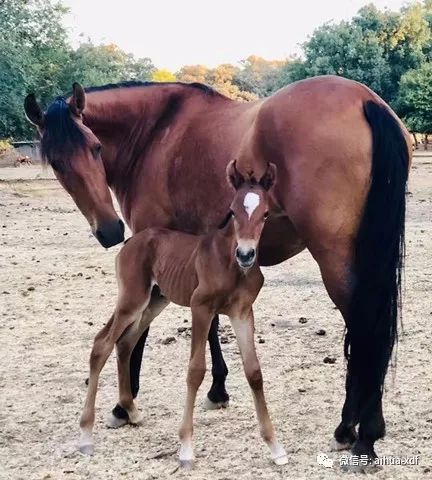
xmin=24 ymin=93 xmax=44 ymax=128
xmin=69 ymin=82 xmax=86 ymax=116
xmin=259 ymin=162 xmax=277 ymax=191
xmin=226 ymin=159 xmax=245 ymax=190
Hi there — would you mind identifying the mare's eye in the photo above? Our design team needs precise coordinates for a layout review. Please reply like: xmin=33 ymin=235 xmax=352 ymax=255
xmin=264 ymin=211 xmax=269 ymax=220
xmin=93 ymin=144 xmax=102 ymax=157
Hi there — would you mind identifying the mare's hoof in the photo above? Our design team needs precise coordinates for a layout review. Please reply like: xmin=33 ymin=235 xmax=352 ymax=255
xmin=179 ymin=459 xmax=194 ymax=470
xmin=331 ymin=438 xmax=353 ymax=451
xmin=203 ymin=395 xmax=229 ymax=410
xmin=340 ymin=461 xmax=381 ymax=474
xmin=79 ymin=443 xmax=94 ymax=456
xmin=105 ymin=412 xmax=128 ymax=429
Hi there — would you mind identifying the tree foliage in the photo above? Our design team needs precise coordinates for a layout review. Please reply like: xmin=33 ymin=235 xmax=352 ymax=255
xmin=2 ymin=0 xmax=432 ymax=139
xmin=396 ymin=62 xmax=432 ymax=133
xmin=152 ymin=69 xmax=177 ymax=82
xmin=0 ymin=0 xmax=155 ymax=139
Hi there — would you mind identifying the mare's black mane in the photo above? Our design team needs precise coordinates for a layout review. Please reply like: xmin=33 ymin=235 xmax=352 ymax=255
xmin=40 ymin=81 xmax=216 ymax=169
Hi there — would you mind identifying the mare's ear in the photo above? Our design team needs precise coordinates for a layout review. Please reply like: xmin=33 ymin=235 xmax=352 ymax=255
xmin=259 ymin=162 xmax=277 ymax=191
xmin=226 ymin=159 xmax=245 ymax=190
xmin=24 ymin=93 xmax=44 ymax=128
xmin=69 ymin=82 xmax=86 ymax=116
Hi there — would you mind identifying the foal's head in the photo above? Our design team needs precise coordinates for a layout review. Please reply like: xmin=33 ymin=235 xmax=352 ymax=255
xmin=24 ymin=83 xmax=125 ymax=248
xmin=226 ymin=160 xmax=277 ymax=270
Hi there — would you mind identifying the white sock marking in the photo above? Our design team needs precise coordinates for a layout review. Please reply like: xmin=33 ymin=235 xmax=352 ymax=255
xmin=243 ymin=192 xmax=260 ymax=219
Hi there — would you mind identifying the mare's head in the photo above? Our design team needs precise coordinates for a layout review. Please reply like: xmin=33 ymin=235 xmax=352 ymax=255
xmin=24 ymin=83 xmax=124 ymax=248
xmin=226 ymin=160 xmax=277 ymax=270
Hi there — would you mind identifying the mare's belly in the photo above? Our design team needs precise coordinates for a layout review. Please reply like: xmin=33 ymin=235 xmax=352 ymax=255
xmin=258 ymin=216 xmax=305 ymax=266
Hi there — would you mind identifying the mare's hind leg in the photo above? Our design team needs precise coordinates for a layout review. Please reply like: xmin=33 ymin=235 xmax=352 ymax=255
xmin=204 ymin=315 xmax=230 ymax=410
xmin=315 ymin=248 xmax=385 ymax=468
xmin=230 ymin=310 xmax=287 ymax=465
xmin=108 ymin=287 xmax=170 ymax=428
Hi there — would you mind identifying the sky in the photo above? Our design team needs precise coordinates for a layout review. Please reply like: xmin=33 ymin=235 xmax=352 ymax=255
xmin=62 ymin=0 xmax=409 ymax=71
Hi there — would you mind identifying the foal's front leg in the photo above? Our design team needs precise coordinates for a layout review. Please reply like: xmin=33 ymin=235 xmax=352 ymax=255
xmin=79 ymin=295 xmax=150 ymax=454
xmin=230 ymin=310 xmax=287 ymax=465
xmin=178 ymin=305 xmax=213 ymax=468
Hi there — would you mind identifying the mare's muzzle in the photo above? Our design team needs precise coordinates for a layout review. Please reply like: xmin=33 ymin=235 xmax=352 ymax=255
xmin=235 ymin=246 xmax=256 ymax=269
xmin=95 ymin=219 xmax=125 ymax=248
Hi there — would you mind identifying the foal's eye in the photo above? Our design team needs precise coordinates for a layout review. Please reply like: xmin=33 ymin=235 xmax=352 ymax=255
xmin=264 ymin=211 xmax=269 ymax=220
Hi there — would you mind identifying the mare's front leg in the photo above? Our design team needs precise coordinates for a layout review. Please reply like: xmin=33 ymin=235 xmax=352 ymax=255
xmin=230 ymin=309 xmax=287 ymax=465
xmin=110 ymin=289 xmax=170 ymax=428
xmin=204 ymin=315 xmax=230 ymax=409
xmin=179 ymin=305 xmax=213 ymax=469
xmin=110 ymin=327 xmax=149 ymax=426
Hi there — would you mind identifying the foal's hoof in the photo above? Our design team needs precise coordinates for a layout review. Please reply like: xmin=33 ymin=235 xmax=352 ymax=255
xmin=202 ymin=395 xmax=229 ymax=410
xmin=270 ymin=444 xmax=288 ymax=466
xmin=79 ymin=443 xmax=94 ymax=456
xmin=179 ymin=459 xmax=194 ymax=470
xmin=105 ymin=412 xmax=128 ymax=429
xmin=129 ymin=411 xmax=145 ymax=426
xmin=273 ymin=454 xmax=288 ymax=466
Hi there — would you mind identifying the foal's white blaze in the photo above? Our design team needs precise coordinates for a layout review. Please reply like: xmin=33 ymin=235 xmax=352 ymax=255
xmin=243 ymin=192 xmax=260 ymax=219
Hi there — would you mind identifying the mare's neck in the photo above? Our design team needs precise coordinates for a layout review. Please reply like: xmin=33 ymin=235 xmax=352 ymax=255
xmin=81 ymin=84 xmax=203 ymax=194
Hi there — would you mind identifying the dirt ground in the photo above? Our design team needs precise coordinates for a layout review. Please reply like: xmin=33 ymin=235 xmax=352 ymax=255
xmin=0 ymin=156 xmax=431 ymax=480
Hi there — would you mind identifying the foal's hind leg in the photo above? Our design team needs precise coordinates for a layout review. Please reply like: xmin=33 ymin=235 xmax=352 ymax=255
xmin=230 ymin=310 xmax=287 ymax=465
xmin=178 ymin=305 xmax=213 ymax=468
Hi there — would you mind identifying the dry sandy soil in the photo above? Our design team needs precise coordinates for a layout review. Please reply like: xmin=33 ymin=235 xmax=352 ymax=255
xmin=0 ymin=157 xmax=431 ymax=480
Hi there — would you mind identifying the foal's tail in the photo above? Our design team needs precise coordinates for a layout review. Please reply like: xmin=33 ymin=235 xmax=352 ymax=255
xmin=345 ymin=101 xmax=409 ymax=395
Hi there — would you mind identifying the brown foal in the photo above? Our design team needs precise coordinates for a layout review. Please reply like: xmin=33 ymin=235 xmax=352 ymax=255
xmin=79 ymin=160 xmax=287 ymax=467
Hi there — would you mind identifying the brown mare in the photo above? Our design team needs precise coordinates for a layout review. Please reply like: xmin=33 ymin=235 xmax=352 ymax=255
xmin=79 ymin=161 xmax=288 ymax=467
xmin=25 ymin=75 xmax=410 ymax=467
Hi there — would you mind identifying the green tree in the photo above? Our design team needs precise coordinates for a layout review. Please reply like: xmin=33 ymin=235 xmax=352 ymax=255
xmin=233 ymin=55 xmax=285 ymax=97
xmin=278 ymin=2 xmax=432 ymax=106
xmin=302 ymin=20 xmax=391 ymax=99
xmin=60 ymin=42 xmax=155 ymax=88
xmin=0 ymin=0 xmax=71 ymax=138
xmin=275 ymin=58 xmax=308 ymax=89
xmin=206 ymin=64 xmax=257 ymax=101
xmin=396 ymin=62 xmax=432 ymax=136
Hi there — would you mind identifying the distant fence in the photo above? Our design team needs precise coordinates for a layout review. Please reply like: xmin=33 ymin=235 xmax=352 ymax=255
xmin=11 ymin=140 xmax=41 ymax=162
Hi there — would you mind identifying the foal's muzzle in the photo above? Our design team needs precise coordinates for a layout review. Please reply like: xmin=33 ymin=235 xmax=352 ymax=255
xmin=235 ymin=246 xmax=256 ymax=269
xmin=95 ymin=219 xmax=125 ymax=248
